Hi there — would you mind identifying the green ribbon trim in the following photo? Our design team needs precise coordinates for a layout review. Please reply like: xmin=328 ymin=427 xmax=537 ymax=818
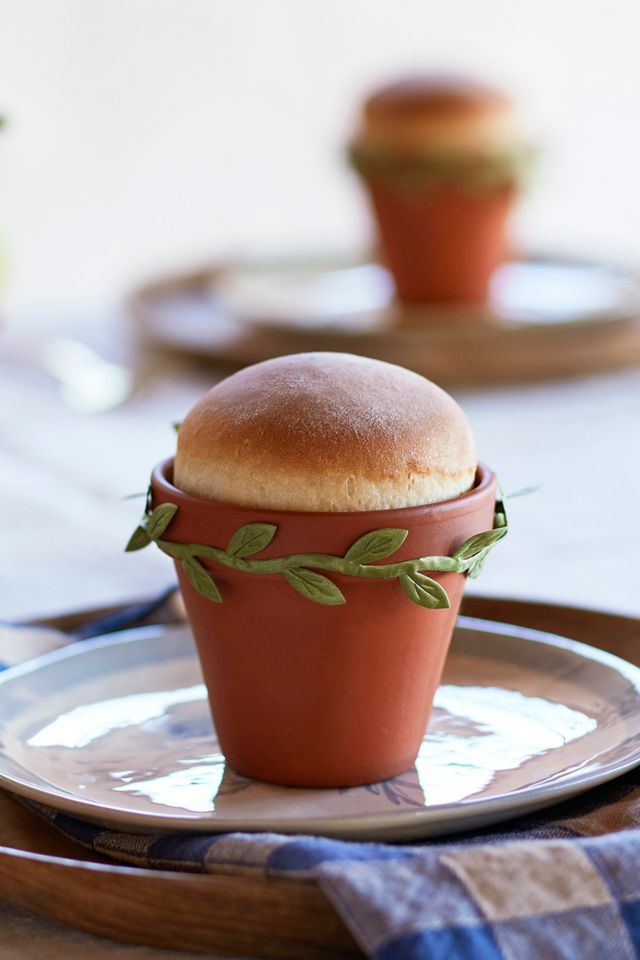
xmin=349 ymin=143 xmax=534 ymax=194
xmin=126 ymin=497 xmax=507 ymax=610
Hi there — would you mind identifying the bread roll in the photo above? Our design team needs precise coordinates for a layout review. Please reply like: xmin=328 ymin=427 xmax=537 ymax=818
xmin=354 ymin=73 xmax=521 ymax=157
xmin=174 ymin=353 xmax=476 ymax=512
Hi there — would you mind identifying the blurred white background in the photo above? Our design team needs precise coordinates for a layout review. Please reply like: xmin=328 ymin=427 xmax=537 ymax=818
xmin=1 ymin=0 xmax=640 ymax=314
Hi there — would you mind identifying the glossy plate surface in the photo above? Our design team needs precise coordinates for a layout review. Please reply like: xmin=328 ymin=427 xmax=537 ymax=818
xmin=214 ymin=255 xmax=640 ymax=329
xmin=2 ymin=618 xmax=640 ymax=840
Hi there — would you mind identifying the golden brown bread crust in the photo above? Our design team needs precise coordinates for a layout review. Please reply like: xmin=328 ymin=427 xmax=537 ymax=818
xmin=364 ymin=74 xmax=510 ymax=123
xmin=355 ymin=73 xmax=520 ymax=156
xmin=174 ymin=353 xmax=477 ymax=512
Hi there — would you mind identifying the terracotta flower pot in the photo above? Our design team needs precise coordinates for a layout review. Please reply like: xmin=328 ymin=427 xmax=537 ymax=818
xmin=365 ymin=179 xmax=516 ymax=305
xmin=150 ymin=459 xmax=498 ymax=788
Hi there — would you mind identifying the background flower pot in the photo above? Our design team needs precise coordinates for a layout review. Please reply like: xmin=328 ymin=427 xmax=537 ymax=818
xmin=151 ymin=459 xmax=497 ymax=787
xmin=365 ymin=179 xmax=516 ymax=305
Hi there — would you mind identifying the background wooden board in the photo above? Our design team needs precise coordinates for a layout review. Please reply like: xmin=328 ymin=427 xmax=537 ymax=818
xmin=129 ymin=260 xmax=640 ymax=386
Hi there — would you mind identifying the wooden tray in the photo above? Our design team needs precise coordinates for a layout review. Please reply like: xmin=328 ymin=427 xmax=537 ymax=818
xmin=1 ymin=597 xmax=639 ymax=957
xmin=128 ymin=256 xmax=640 ymax=386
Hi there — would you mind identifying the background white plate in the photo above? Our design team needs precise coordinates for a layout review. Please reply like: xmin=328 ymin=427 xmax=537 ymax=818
xmin=2 ymin=618 xmax=640 ymax=841
xmin=214 ymin=255 xmax=640 ymax=329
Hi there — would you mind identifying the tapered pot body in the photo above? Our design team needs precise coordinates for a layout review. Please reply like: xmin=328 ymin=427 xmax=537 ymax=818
xmin=365 ymin=180 xmax=515 ymax=305
xmin=152 ymin=460 xmax=496 ymax=787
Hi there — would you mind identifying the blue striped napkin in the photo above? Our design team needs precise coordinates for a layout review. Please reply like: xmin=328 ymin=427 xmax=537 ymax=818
xmin=5 ymin=616 xmax=640 ymax=960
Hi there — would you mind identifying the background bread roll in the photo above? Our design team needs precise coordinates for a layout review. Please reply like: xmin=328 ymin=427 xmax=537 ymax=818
xmin=354 ymin=73 xmax=522 ymax=157
xmin=174 ymin=352 xmax=477 ymax=511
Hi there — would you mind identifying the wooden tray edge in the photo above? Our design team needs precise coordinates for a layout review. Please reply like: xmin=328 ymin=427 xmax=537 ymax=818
xmin=127 ymin=260 xmax=640 ymax=386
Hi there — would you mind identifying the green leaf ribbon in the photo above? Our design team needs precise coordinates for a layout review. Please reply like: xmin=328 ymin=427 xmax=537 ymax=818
xmin=126 ymin=500 xmax=507 ymax=610
xmin=344 ymin=528 xmax=408 ymax=564
xmin=283 ymin=568 xmax=346 ymax=605
xmin=182 ymin=556 xmax=222 ymax=603
xmin=227 ymin=523 xmax=277 ymax=558
xmin=400 ymin=571 xmax=450 ymax=610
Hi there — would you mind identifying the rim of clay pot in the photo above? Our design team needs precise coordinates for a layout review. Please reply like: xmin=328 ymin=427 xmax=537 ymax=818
xmin=152 ymin=457 xmax=495 ymax=524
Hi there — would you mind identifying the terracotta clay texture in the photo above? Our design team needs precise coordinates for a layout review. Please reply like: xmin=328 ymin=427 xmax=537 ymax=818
xmin=151 ymin=459 xmax=497 ymax=788
xmin=366 ymin=180 xmax=515 ymax=305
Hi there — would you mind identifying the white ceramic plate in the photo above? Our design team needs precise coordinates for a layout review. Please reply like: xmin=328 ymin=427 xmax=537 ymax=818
xmin=2 ymin=618 xmax=640 ymax=841
xmin=214 ymin=255 xmax=640 ymax=329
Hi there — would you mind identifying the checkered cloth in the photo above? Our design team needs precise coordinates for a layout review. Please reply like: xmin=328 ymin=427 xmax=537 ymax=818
xmin=5 ymin=621 xmax=640 ymax=960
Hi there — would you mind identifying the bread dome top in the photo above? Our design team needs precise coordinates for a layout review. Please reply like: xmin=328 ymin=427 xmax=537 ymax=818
xmin=174 ymin=352 xmax=477 ymax=512
xmin=355 ymin=73 xmax=520 ymax=156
